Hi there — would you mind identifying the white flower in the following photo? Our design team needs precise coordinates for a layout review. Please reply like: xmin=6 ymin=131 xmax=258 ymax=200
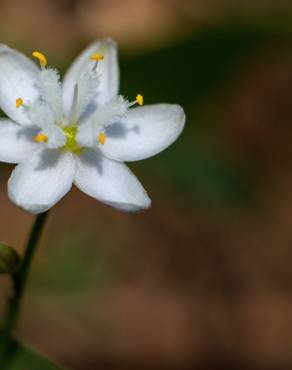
xmin=0 ymin=40 xmax=185 ymax=214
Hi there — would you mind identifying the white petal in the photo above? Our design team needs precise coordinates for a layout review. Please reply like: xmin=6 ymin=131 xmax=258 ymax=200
xmin=74 ymin=149 xmax=151 ymax=212
xmin=0 ymin=45 xmax=40 ymax=125
xmin=63 ymin=39 xmax=119 ymax=117
xmin=69 ymin=69 xmax=99 ymax=123
xmin=0 ymin=119 xmax=37 ymax=163
xmin=100 ymin=104 xmax=185 ymax=162
xmin=77 ymin=96 xmax=128 ymax=147
xmin=28 ymin=103 xmax=66 ymax=148
xmin=39 ymin=68 xmax=63 ymax=123
xmin=8 ymin=149 xmax=75 ymax=214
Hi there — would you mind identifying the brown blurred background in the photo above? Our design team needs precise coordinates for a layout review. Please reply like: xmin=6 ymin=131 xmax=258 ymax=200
xmin=2 ymin=0 xmax=292 ymax=369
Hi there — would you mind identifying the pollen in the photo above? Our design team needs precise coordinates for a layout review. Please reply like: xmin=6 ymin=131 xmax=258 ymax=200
xmin=16 ymin=97 xmax=23 ymax=109
xmin=136 ymin=94 xmax=144 ymax=106
xmin=34 ymin=133 xmax=48 ymax=143
xmin=32 ymin=51 xmax=47 ymax=67
xmin=98 ymin=132 xmax=106 ymax=145
xmin=90 ymin=53 xmax=104 ymax=61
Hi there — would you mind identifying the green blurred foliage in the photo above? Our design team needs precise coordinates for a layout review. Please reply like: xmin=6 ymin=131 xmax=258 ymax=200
xmin=120 ymin=25 xmax=276 ymax=207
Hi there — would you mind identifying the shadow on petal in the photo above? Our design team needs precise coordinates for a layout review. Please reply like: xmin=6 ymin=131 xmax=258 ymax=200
xmin=78 ymin=148 xmax=103 ymax=175
xmin=105 ymin=122 xmax=140 ymax=139
xmin=79 ymin=95 xmax=99 ymax=122
xmin=35 ymin=149 xmax=62 ymax=171
xmin=16 ymin=126 xmax=39 ymax=141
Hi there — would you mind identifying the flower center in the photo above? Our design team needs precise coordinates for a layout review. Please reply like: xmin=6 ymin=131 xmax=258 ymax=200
xmin=62 ymin=125 xmax=81 ymax=153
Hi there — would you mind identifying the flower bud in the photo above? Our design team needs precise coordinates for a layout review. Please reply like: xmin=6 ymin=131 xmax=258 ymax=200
xmin=0 ymin=244 xmax=21 ymax=274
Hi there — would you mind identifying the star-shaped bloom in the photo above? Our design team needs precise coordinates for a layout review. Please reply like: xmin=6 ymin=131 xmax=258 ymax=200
xmin=0 ymin=40 xmax=185 ymax=214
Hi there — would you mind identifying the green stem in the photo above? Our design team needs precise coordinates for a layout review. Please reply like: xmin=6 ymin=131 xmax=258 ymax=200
xmin=0 ymin=211 xmax=49 ymax=368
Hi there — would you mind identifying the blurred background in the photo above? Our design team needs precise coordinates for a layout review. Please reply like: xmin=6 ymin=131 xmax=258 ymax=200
xmin=1 ymin=0 xmax=292 ymax=369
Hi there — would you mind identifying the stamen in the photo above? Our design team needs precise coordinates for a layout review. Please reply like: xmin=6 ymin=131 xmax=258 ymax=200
xmin=32 ymin=51 xmax=47 ymax=68
xmin=129 ymin=94 xmax=144 ymax=107
xmin=98 ymin=132 xmax=106 ymax=145
xmin=34 ymin=133 xmax=48 ymax=143
xmin=90 ymin=53 xmax=104 ymax=61
xmin=136 ymin=94 xmax=144 ymax=106
xmin=15 ymin=97 xmax=23 ymax=109
xmin=90 ymin=53 xmax=104 ymax=72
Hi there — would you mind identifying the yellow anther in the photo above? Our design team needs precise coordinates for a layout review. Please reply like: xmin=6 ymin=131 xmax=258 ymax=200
xmin=98 ymin=132 xmax=106 ymax=145
xmin=90 ymin=53 xmax=104 ymax=62
xmin=16 ymin=97 xmax=23 ymax=109
xmin=32 ymin=51 xmax=47 ymax=67
xmin=34 ymin=133 xmax=48 ymax=143
xmin=136 ymin=94 xmax=144 ymax=106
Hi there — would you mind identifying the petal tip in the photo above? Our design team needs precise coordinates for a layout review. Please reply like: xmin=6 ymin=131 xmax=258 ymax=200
xmin=110 ymin=198 xmax=151 ymax=213
xmin=174 ymin=104 xmax=186 ymax=124
xmin=7 ymin=186 xmax=47 ymax=214
xmin=90 ymin=38 xmax=118 ymax=55
xmin=168 ymin=104 xmax=186 ymax=139
xmin=97 ymin=38 xmax=117 ymax=47
xmin=128 ymin=192 xmax=152 ymax=213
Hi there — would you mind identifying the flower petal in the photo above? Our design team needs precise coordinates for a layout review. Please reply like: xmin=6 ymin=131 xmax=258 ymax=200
xmin=62 ymin=39 xmax=119 ymax=117
xmin=38 ymin=68 xmax=63 ymax=123
xmin=74 ymin=149 xmax=151 ymax=212
xmin=0 ymin=45 xmax=40 ymax=125
xmin=8 ymin=149 xmax=75 ymax=214
xmin=28 ymin=103 xmax=66 ymax=148
xmin=76 ymin=96 xmax=128 ymax=147
xmin=100 ymin=104 xmax=185 ymax=162
xmin=0 ymin=119 xmax=38 ymax=163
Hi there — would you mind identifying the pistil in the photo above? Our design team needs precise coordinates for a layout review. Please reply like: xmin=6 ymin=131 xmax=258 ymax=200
xmin=62 ymin=125 xmax=81 ymax=153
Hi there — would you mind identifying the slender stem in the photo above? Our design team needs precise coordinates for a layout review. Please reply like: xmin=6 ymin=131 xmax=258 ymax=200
xmin=0 ymin=211 xmax=49 ymax=367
